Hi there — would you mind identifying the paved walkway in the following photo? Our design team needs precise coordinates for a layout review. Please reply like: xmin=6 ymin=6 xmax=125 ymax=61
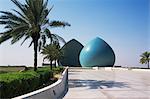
xmin=63 ymin=68 xmax=150 ymax=99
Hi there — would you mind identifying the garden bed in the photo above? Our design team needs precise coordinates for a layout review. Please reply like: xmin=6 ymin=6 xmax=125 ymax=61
xmin=0 ymin=66 xmax=64 ymax=98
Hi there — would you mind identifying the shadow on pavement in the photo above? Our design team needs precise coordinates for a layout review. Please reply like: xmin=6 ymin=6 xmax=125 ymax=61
xmin=68 ymin=72 xmax=78 ymax=75
xmin=69 ymin=79 xmax=129 ymax=89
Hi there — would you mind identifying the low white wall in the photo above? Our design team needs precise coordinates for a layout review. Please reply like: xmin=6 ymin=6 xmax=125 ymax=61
xmin=131 ymin=69 xmax=150 ymax=72
xmin=13 ymin=67 xmax=68 ymax=99
xmin=92 ymin=67 xmax=150 ymax=71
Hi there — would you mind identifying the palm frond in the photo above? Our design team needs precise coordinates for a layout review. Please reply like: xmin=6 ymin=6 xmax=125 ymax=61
xmin=0 ymin=11 xmax=27 ymax=24
xmin=52 ymin=34 xmax=66 ymax=44
xmin=0 ymin=30 xmax=12 ymax=44
xmin=21 ymin=35 xmax=30 ymax=45
xmin=12 ymin=9 xmax=28 ymax=22
xmin=11 ymin=0 xmax=27 ymax=16
xmin=44 ymin=28 xmax=51 ymax=38
xmin=11 ymin=32 xmax=25 ymax=44
xmin=41 ymin=35 xmax=46 ymax=45
xmin=28 ymin=40 xmax=33 ymax=47
xmin=49 ymin=21 xmax=71 ymax=27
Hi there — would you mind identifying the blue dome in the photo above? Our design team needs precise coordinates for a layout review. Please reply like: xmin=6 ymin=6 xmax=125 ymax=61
xmin=79 ymin=37 xmax=115 ymax=67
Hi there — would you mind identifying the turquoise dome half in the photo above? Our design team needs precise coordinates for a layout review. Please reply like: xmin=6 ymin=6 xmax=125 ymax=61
xmin=79 ymin=37 xmax=115 ymax=67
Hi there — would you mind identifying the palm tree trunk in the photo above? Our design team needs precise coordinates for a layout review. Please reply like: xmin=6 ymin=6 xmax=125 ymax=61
xmin=50 ymin=60 xmax=52 ymax=70
xmin=148 ymin=60 xmax=149 ymax=69
xmin=33 ymin=40 xmax=38 ymax=71
xmin=54 ymin=60 xmax=56 ymax=68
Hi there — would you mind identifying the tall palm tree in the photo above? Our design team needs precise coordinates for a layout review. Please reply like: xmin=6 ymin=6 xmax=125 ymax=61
xmin=140 ymin=51 xmax=150 ymax=69
xmin=41 ymin=44 xmax=62 ymax=70
xmin=0 ymin=0 xmax=70 ymax=71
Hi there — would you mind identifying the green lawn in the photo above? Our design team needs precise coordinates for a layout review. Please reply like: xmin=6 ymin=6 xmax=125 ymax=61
xmin=0 ymin=66 xmax=25 ymax=73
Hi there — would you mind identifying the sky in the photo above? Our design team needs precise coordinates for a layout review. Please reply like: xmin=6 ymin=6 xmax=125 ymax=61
xmin=0 ymin=0 xmax=149 ymax=67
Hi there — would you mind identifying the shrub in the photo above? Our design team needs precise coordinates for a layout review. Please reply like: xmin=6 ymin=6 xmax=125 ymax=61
xmin=52 ymin=66 xmax=64 ymax=74
xmin=0 ymin=67 xmax=56 ymax=98
xmin=37 ymin=68 xmax=53 ymax=85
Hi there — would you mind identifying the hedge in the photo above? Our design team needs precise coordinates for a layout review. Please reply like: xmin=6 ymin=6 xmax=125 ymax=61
xmin=0 ymin=67 xmax=63 ymax=98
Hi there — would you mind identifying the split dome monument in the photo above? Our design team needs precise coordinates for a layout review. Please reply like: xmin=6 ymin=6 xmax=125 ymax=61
xmin=59 ymin=37 xmax=115 ymax=67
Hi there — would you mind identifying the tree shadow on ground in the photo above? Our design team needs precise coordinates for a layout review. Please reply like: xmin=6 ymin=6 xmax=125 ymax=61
xmin=68 ymin=70 xmax=82 ymax=72
xmin=69 ymin=79 xmax=129 ymax=89
xmin=68 ymin=72 xmax=78 ymax=75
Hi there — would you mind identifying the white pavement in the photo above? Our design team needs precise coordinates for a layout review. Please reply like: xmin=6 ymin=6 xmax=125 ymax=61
xmin=63 ymin=68 xmax=150 ymax=99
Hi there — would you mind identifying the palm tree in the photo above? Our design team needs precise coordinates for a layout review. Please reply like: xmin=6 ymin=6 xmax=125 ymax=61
xmin=0 ymin=0 xmax=70 ymax=71
xmin=41 ymin=43 xmax=62 ymax=70
xmin=52 ymin=42 xmax=63 ymax=67
xmin=140 ymin=51 xmax=150 ymax=69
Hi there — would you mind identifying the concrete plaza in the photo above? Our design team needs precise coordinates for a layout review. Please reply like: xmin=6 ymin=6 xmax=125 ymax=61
xmin=63 ymin=68 xmax=150 ymax=99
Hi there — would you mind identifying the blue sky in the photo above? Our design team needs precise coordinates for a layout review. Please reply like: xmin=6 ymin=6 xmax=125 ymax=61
xmin=0 ymin=0 xmax=149 ymax=67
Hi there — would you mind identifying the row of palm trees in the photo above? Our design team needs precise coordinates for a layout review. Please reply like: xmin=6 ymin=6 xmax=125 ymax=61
xmin=0 ymin=0 xmax=70 ymax=71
